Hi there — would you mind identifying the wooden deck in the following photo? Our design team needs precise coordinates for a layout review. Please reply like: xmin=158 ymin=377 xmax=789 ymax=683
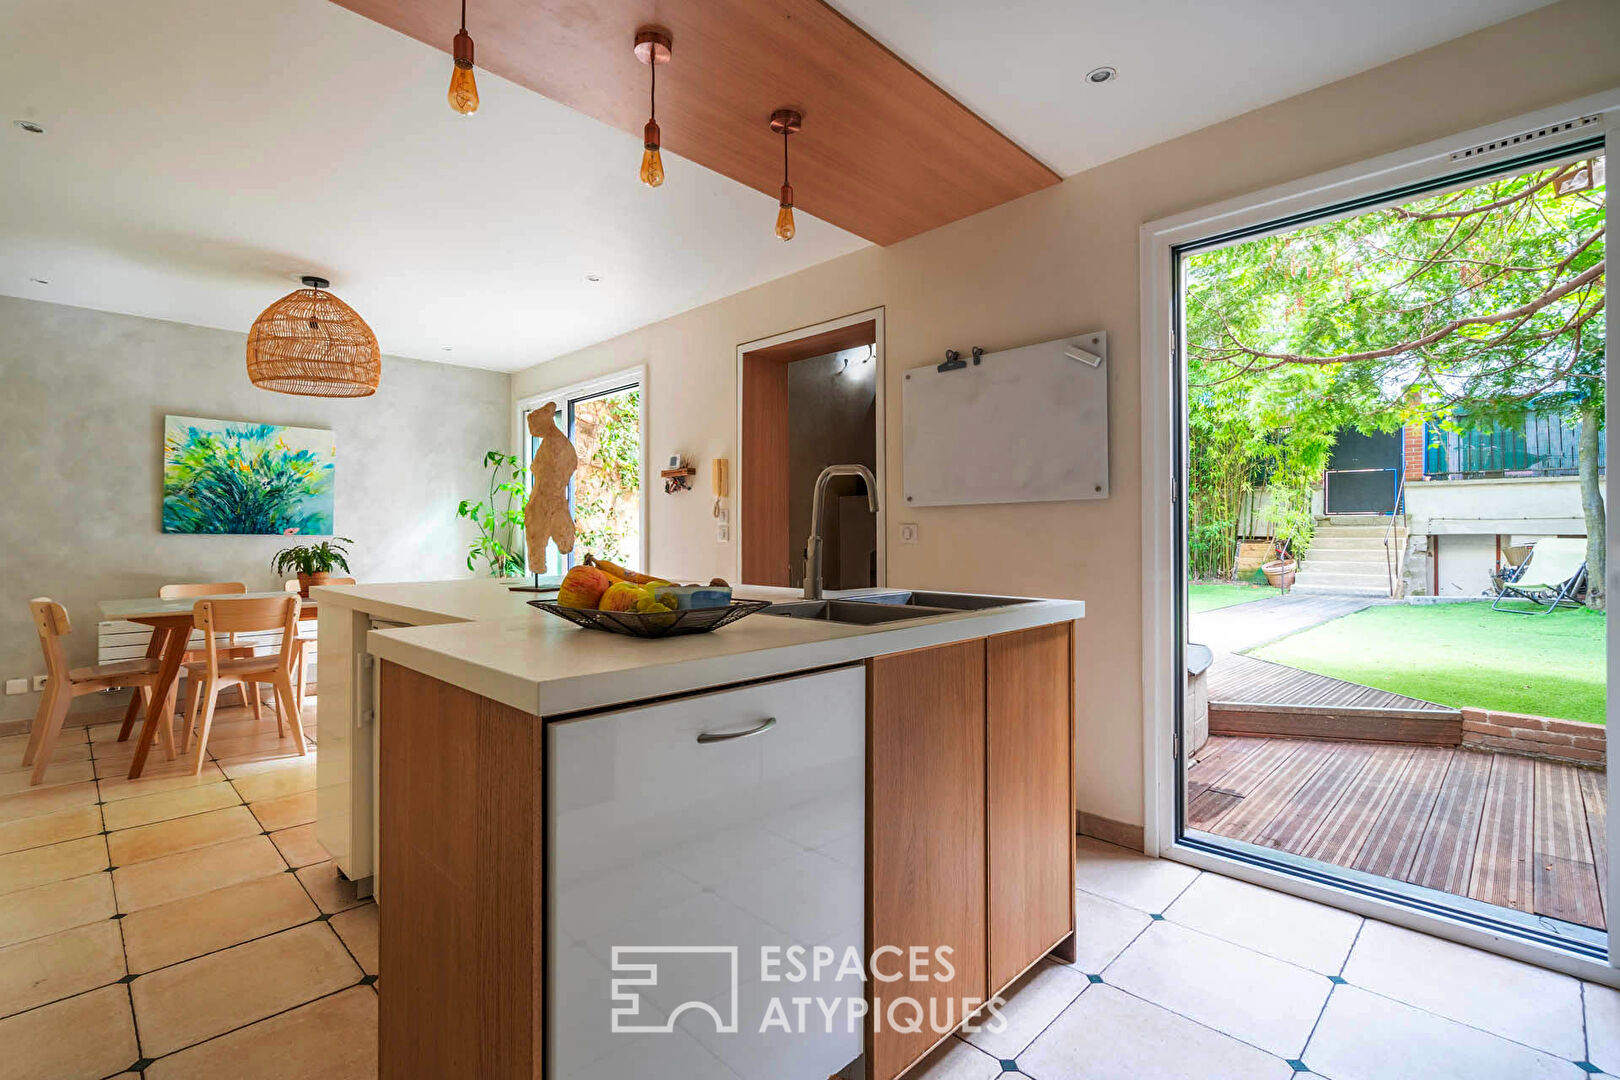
xmin=1187 ymin=735 xmax=1608 ymax=930
xmin=1208 ymin=654 xmax=1450 ymax=711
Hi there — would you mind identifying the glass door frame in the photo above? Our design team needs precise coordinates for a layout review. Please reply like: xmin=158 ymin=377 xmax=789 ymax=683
xmin=1138 ymin=93 xmax=1618 ymax=983
xmin=513 ymin=365 xmax=648 ymax=584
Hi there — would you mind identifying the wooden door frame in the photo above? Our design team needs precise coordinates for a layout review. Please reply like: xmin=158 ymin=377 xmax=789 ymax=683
xmin=735 ymin=307 xmax=887 ymax=588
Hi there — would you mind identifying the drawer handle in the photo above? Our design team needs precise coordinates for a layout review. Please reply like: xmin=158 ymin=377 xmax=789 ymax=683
xmin=696 ymin=717 xmax=777 ymax=744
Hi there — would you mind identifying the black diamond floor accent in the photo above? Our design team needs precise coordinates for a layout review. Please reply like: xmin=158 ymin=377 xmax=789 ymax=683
xmin=131 ymin=1058 xmax=154 ymax=1071
xmin=360 ymin=974 xmax=378 ymax=986
xmin=117 ymin=974 xmax=138 ymax=984
xmin=999 ymin=1061 xmax=1018 ymax=1073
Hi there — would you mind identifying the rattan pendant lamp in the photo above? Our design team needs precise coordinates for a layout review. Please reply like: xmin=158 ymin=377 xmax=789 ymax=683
xmin=246 ymin=276 xmax=380 ymax=397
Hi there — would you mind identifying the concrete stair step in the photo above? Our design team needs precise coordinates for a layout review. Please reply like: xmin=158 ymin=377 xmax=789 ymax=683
xmin=1312 ymin=522 xmax=1406 ymax=537
xmin=1288 ymin=583 xmax=1391 ymax=598
xmin=1310 ymin=537 xmax=1402 ymax=551
xmin=1293 ymin=570 xmax=1393 ymax=588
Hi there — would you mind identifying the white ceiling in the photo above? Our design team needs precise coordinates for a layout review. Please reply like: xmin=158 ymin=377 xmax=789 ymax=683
xmin=830 ymin=0 xmax=1559 ymax=176
xmin=0 ymin=0 xmax=866 ymax=372
xmin=1 ymin=0 xmax=1558 ymax=372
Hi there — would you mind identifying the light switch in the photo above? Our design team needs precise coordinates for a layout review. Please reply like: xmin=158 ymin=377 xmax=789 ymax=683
xmin=717 ymin=524 xmax=730 ymax=543
xmin=900 ymin=523 xmax=919 ymax=544
xmin=3 ymin=678 xmax=26 ymax=696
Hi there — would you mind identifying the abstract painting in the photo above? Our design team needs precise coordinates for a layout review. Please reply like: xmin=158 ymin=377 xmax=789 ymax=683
xmin=162 ymin=415 xmax=336 ymax=535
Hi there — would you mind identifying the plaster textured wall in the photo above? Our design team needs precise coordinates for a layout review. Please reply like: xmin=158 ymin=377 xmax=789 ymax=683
xmin=511 ymin=0 xmax=1620 ymax=831
xmin=0 ymin=296 xmax=510 ymax=724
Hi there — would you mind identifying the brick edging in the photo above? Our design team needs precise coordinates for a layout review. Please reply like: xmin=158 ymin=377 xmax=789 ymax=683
xmin=1460 ymin=706 xmax=1604 ymax=766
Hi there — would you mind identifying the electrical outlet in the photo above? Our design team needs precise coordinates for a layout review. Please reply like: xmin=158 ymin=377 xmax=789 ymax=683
xmin=31 ymin=675 xmax=47 ymax=692
xmin=900 ymin=522 xmax=919 ymax=544
xmin=3 ymin=678 xmax=26 ymax=696
xmin=717 ymin=523 xmax=730 ymax=543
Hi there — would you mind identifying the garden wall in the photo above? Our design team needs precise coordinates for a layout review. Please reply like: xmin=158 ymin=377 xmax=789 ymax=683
xmin=1461 ymin=707 xmax=1605 ymax=766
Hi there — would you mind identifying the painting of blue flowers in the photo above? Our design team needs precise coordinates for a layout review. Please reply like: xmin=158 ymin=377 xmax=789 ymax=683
xmin=162 ymin=415 xmax=336 ymax=535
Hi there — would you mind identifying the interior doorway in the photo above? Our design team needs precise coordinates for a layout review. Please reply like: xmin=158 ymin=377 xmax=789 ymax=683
xmin=738 ymin=310 xmax=886 ymax=589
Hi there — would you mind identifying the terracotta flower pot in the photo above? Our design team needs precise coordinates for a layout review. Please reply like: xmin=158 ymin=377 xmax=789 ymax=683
xmin=1262 ymin=560 xmax=1297 ymax=588
xmin=297 ymin=571 xmax=330 ymax=598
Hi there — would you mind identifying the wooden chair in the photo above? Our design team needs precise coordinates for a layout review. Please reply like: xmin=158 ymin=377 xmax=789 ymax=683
xmin=181 ymin=596 xmax=308 ymax=773
xmin=284 ymin=578 xmax=354 ymax=707
xmin=23 ymin=599 xmax=171 ymax=786
xmin=150 ymin=582 xmax=256 ymax=726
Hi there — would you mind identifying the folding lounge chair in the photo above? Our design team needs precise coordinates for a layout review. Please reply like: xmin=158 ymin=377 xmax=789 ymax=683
xmin=1491 ymin=537 xmax=1587 ymax=615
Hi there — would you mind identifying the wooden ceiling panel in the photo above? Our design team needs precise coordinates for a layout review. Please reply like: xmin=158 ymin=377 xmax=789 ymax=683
xmin=331 ymin=0 xmax=1061 ymax=245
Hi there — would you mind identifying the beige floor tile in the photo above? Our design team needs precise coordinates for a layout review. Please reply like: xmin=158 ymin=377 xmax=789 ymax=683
xmin=145 ymin=984 xmax=376 ymax=1080
xmin=1074 ymin=837 xmax=1200 ymax=913
xmin=0 ymin=873 xmax=115 ymax=948
xmin=1341 ymin=920 xmax=1584 ymax=1059
xmin=1105 ymin=920 xmax=1330 ymax=1058
xmin=94 ymin=759 xmax=226 ymax=803
xmin=0 ymin=919 xmax=125 ymax=1017
xmin=123 ymin=873 xmax=318 ymax=974
xmin=249 ymin=789 xmax=316 ymax=831
xmin=113 ymin=833 xmax=285 ymax=913
xmin=1307 ymin=985 xmax=1581 ymax=1080
xmin=0 ymin=835 xmax=108 ymax=895
xmin=0 ymin=984 xmax=139 ymax=1080
xmin=101 ymin=781 xmax=240 ymax=832
xmin=1586 ymin=982 xmax=1620 ymax=1075
xmin=906 ymin=1037 xmax=1002 ymax=1080
xmin=964 ymin=959 xmax=1089 ymax=1059
xmin=297 ymin=860 xmax=364 ymax=915
xmin=0 ymin=760 xmax=95 ymax=796
xmin=230 ymin=759 xmax=317 ymax=804
xmin=107 ymin=805 xmax=261 ymax=866
xmin=131 ymin=922 xmax=360 ymax=1057
xmin=206 ymin=730 xmax=312 ymax=764
xmin=1163 ymin=872 xmax=1362 ymax=976
xmin=330 ymin=903 xmax=378 ymax=976
xmin=269 ymin=823 xmax=330 ymax=868
xmin=218 ymin=751 xmax=315 ymax=780
xmin=87 ymin=720 xmax=135 ymax=743
xmin=0 ymin=781 xmax=99 ymax=825
xmin=0 ymin=805 xmax=102 ymax=856
xmin=1066 ymin=887 xmax=1152 ymax=973
xmin=0 ymin=735 xmax=91 ymax=768
xmin=1021 ymin=983 xmax=1294 ymax=1080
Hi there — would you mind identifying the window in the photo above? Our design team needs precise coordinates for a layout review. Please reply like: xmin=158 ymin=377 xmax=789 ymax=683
xmin=517 ymin=370 xmax=645 ymax=584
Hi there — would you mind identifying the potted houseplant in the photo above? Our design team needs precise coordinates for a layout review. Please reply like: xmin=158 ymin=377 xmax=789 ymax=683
xmin=273 ymin=536 xmax=354 ymax=597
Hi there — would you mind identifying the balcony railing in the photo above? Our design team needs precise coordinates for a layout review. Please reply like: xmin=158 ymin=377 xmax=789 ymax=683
xmin=1423 ymin=411 xmax=1605 ymax=480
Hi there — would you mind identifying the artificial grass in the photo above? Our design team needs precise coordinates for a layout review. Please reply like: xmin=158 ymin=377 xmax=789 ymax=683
xmin=1251 ymin=602 xmax=1606 ymax=725
xmin=1189 ymin=582 xmax=1279 ymax=613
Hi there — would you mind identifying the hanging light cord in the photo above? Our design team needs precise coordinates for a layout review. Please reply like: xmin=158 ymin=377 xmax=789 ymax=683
xmin=650 ymin=47 xmax=657 ymax=119
xmin=459 ymin=0 xmax=467 ymax=33
xmin=782 ymin=126 xmax=790 ymax=187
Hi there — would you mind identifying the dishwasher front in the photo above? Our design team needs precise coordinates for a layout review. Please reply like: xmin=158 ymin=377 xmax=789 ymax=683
xmin=548 ymin=664 xmax=866 ymax=1080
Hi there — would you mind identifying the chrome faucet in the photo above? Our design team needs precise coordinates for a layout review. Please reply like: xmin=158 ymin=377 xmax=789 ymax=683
xmin=804 ymin=464 xmax=880 ymax=600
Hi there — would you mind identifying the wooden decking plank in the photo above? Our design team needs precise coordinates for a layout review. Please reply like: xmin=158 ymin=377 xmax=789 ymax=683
xmin=1186 ymin=737 xmax=1260 ymax=795
xmin=1349 ymin=746 xmax=1454 ymax=880
xmin=1580 ymin=768 xmax=1609 ymax=919
xmin=1299 ymin=744 xmax=1415 ymax=867
xmin=1203 ymin=737 xmax=1305 ymax=798
xmin=1406 ymin=750 xmax=1492 ymax=896
xmin=1534 ymin=760 xmax=1604 ymax=929
xmin=1258 ymin=743 xmax=1376 ymax=854
xmin=1468 ymin=754 xmax=1537 ymax=915
xmin=1206 ymin=740 xmax=1337 ymax=843
xmin=1207 ymin=653 xmax=1449 ymax=712
xmin=1186 ymin=789 xmax=1243 ymax=831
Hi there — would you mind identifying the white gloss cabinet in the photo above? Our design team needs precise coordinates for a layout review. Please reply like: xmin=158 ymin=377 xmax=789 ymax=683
xmin=548 ymin=664 xmax=866 ymax=1080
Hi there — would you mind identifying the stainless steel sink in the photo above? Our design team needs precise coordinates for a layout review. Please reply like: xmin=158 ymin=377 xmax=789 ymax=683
xmin=762 ymin=599 xmax=958 ymax=624
xmin=842 ymin=591 xmax=1038 ymax=610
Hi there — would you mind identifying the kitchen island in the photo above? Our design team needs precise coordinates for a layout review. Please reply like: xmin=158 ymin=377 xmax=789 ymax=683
xmin=313 ymin=579 xmax=1083 ymax=1080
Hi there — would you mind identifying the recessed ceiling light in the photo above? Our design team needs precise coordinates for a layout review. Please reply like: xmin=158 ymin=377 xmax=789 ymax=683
xmin=13 ymin=120 xmax=45 ymax=134
xmin=441 ymin=346 xmax=453 ymax=352
xmin=1086 ymin=67 xmax=1117 ymax=84
xmin=28 ymin=277 xmax=49 ymax=285
xmin=585 ymin=274 xmax=602 ymax=283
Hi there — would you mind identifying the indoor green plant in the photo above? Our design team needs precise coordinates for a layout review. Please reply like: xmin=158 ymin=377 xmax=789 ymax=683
xmin=273 ymin=536 xmax=354 ymax=596
xmin=457 ymin=451 xmax=529 ymax=577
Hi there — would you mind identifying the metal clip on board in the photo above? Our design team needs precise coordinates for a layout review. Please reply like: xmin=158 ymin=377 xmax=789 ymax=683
xmin=937 ymin=346 xmax=986 ymax=373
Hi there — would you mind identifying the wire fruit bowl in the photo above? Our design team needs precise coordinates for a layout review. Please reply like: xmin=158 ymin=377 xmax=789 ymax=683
xmin=528 ymin=599 xmax=771 ymax=638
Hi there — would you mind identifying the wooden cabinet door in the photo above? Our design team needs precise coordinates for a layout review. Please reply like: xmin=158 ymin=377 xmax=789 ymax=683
xmin=867 ymin=639 xmax=988 ymax=1080
xmin=986 ymin=621 xmax=1075 ymax=992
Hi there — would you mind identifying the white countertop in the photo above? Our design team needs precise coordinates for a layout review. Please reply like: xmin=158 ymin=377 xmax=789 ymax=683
xmin=319 ymin=579 xmax=1083 ymax=717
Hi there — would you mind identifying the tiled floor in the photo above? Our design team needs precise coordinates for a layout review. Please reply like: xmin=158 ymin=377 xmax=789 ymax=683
xmin=0 ymin=700 xmax=378 ymax=1080
xmin=912 ymin=836 xmax=1618 ymax=1080
xmin=4 ymin=704 xmax=1617 ymax=1079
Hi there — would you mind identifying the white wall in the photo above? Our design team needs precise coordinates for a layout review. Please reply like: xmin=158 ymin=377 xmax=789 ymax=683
xmin=511 ymin=0 xmax=1620 ymax=831
xmin=0 ymin=297 xmax=511 ymax=726
xmin=1407 ymin=476 xmax=1606 ymax=536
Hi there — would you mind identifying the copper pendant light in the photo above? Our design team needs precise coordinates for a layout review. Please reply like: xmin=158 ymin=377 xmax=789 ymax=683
xmin=246 ymin=277 xmax=380 ymax=398
xmin=448 ymin=0 xmax=479 ymax=115
xmin=634 ymin=28 xmax=672 ymax=187
xmin=770 ymin=109 xmax=801 ymax=241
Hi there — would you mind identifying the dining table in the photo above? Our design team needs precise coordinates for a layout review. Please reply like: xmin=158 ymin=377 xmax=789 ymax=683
xmin=99 ymin=591 xmax=317 ymax=779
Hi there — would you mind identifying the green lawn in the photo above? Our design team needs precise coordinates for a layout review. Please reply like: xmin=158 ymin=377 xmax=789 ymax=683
xmin=1252 ymin=602 xmax=1606 ymax=725
xmin=1189 ymin=582 xmax=1280 ymax=613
